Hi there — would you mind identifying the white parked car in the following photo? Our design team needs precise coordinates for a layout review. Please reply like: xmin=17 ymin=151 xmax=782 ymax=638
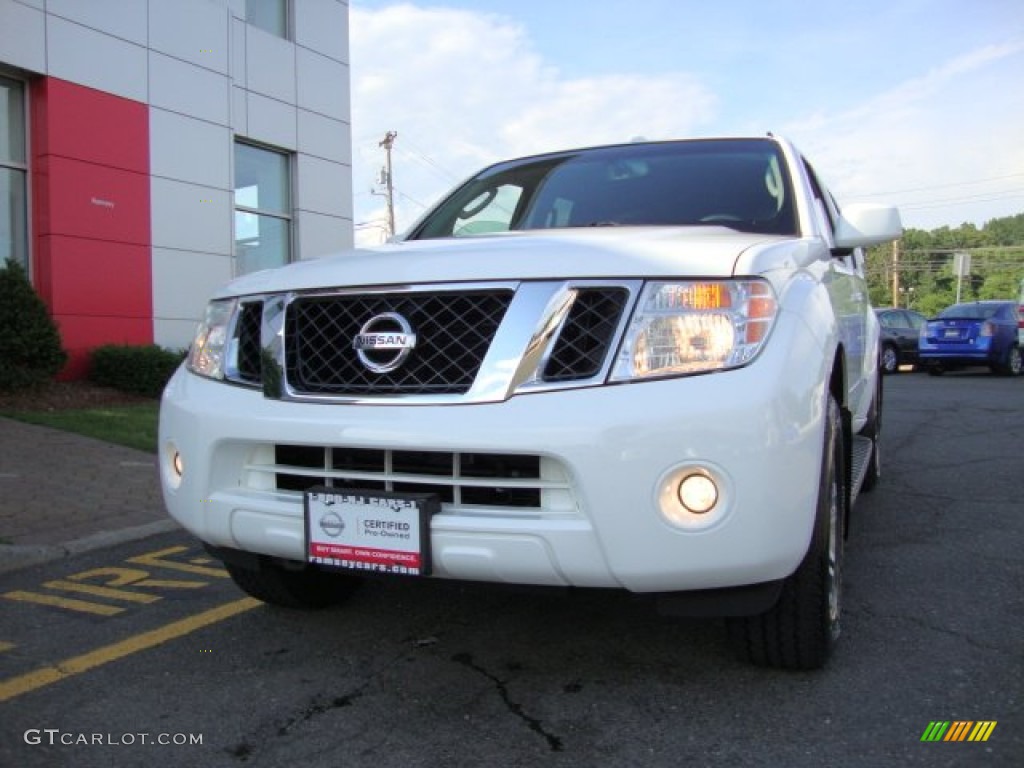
xmin=160 ymin=136 xmax=901 ymax=669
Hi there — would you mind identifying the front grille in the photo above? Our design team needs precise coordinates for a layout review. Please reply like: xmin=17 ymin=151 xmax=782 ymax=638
xmin=235 ymin=301 xmax=263 ymax=384
xmin=285 ymin=291 xmax=513 ymax=395
xmin=240 ymin=445 xmax=579 ymax=517
xmin=543 ymin=288 xmax=629 ymax=381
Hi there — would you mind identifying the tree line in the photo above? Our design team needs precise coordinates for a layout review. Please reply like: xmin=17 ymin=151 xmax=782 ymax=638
xmin=865 ymin=213 xmax=1024 ymax=316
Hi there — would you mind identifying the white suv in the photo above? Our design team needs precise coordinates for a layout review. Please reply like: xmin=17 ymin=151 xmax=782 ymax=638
xmin=160 ymin=136 xmax=901 ymax=669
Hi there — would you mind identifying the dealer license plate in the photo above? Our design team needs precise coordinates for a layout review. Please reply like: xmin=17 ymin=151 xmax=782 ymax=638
xmin=304 ymin=487 xmax=439 ymax=576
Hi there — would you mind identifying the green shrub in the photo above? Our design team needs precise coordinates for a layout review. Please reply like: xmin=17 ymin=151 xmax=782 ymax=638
xmin=0 ymin=259 xmax=68 ymax=392
xmin=90 ymin=344 xmax=186 ymax=398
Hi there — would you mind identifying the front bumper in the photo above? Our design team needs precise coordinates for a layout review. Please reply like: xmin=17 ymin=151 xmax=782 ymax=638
xmin=159 ymin=312 xmax=828 ymax=594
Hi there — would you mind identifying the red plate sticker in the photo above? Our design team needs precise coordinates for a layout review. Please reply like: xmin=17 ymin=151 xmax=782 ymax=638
xmin=304 ymin=488 xmax=439 ymax=576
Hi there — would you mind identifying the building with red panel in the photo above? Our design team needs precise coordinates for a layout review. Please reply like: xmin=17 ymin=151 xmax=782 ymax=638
xmin=1 ymin=0 xmax=353 ymax=377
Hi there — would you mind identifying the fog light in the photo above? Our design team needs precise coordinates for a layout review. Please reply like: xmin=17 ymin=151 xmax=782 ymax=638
xmin=678 ymin=473 xmax=718 ymax=514
xmin=656 ymin=463 xmax=730 ymax=530
xmin=163 ymin=442 xmax=184 ymax=490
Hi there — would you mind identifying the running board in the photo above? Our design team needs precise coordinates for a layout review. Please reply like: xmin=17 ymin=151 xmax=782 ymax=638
xmin=850 ymin=435 xmax=873 ymax=505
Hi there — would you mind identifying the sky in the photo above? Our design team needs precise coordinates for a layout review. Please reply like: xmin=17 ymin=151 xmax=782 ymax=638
xmin=348 ymin=0 xmax=1024 ymax=244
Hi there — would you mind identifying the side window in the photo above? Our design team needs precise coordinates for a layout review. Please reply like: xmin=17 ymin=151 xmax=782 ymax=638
xmin=234 ymin=141 xmax=293 ymax=275
xmin=802 ymin=159 xmax=837 ymax=235
xmin=452 ymin=184 xmax=523 ymax=237
xmin=0 ymin=76 xmax=27 ymax=270
xmin=247 ymin=0 xmax=289 ymax=38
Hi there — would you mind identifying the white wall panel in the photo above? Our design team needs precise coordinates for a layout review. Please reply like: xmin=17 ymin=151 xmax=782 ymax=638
xmin=296 ymin=48 xmax=348 ymax=119
xmin=152 ymin=247 xmax=232 ymax=321
xmin=294 ymin=0 xmax=348 ymax=63
xmin=0 ymin=1 xmax=46 ymax=73
xmin=296 ymin=209 xmax=352 ymax=259
xmin=154 ymin=317 xmax=202 ymax=351
xmin=48 ymin=0 xmax=147 ymax=45
xmin=297 ymin=109 xmax=350 ymax=165
xmin=230 ymin=17 xmax=246 ymax=85
xmin=149 ymin=0 xmax=229 ymax=74
xmin=150 ymin=51 xmax=229 ymax=125
xmin=296 ymin=154 xmax=350 ymax=218
xmin=150 ymin=109 xmax=231 ymax=190
xmin=46 ymin=17 xmax=147 ymax=102
xmin=247 ymin=92 xmax=297 ymax=151
xmin=231 ymin=86 xmax=248 ymax=134
xmin=246 ymin=26 xmax=295 ymax=104
xmin=151 ymin=178 xmax=232 ymax=255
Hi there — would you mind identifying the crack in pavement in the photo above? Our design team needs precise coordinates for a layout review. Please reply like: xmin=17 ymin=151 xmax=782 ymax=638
xmin=451 ymin=651 xmax=564 ymax=752
xmin=226 ymin=685 xmax=367 ymax=762
xmin=848 ymin=605 xmax=1018 ymax=657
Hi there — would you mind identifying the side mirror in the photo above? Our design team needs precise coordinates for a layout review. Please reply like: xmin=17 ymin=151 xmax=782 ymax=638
xmin=834 ymin=203 xmax=903 ymax=249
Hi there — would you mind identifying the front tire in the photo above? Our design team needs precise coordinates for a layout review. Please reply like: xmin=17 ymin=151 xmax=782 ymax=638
xmin=225 ymin=560 xmax=361 ymax=610
xmin=728 ymin=395 xmax=846 ymax=670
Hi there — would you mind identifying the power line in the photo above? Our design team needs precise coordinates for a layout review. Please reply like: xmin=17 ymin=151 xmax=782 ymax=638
xmin=852 ymin=173 xmax=1024 ymax=199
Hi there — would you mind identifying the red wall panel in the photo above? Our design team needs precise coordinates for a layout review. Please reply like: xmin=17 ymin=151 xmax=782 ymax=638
xmin=30 ymin=77 xmax=152 ymax=379
xmin=53 ymin=315 xmax=152 ymax=379
xmin=31 ymin=78 xmax=147 ymax=174
xmin=42 ymin=156 xmax=149 ymax=244
xmin=40 ymin=236 xmax=151 ymax=318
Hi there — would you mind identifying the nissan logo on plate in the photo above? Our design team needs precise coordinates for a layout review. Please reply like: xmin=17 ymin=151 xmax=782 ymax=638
xmin=353 ymin=312 xmax=417 ymax=373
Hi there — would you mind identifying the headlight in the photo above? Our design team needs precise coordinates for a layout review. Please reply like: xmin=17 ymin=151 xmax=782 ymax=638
xmin=186 ymin=299 xmax=237 ymax=379
xmin=610 ymin=280 xmax=777 ymax=381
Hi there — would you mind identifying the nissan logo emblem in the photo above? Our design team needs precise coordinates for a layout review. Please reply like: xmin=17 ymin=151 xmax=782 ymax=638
xmin=352 ymin=312 xmax=417 ymax=373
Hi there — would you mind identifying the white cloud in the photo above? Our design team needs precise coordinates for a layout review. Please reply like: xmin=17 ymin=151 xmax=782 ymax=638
xmin=351 ymin=4 xmax=716 ymax=243
xmin=351 ymin=5 xmax=1024 ymax=240
xmin=781 ymin=41 xmax=1024 ymax=229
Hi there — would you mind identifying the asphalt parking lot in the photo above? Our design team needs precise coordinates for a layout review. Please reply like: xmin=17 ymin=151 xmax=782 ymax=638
xmin=0 ymin=372 xmax=1021 ymax=768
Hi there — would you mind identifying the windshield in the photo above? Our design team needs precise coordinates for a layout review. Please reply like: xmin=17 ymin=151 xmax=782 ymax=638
xmin=408 ymin=139 xmax=797 ymax=240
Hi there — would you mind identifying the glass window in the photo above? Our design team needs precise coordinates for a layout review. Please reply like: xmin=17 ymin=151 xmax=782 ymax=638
xmin=452 ymin=185 xmax=524 ymax=237
xmin=0 ymin=76 xmax=27 ymax=269
xmin=234 ymin=142 xmax=292 ymax=275
xmin=410 ymin=139 xmax=797 ymax=240
xmin=246 ymin=0 xmax=288 ymax=38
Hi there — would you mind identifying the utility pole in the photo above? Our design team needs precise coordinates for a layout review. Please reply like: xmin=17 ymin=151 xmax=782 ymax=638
xmin=378 ymin=131 xmax=397 ymax=238
xmin=891 ymin=239 xmax=900 ymax=308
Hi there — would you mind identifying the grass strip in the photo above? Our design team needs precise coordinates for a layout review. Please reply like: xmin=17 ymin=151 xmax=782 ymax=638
xmin=1 ymin=403 xmax=159 ymax=453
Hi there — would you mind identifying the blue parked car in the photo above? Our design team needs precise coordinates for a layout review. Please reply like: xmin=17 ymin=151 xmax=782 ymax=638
xmin=919 ymin=300 xmax=1022 ymax=376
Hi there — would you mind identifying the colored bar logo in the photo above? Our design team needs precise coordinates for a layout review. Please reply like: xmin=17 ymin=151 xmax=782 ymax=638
xmin=921 ymin=721 xmax=997 ymax=742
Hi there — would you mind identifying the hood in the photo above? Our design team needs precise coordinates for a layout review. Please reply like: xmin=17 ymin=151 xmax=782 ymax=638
xmin=217 ymin=227 xmax=792 ymax=298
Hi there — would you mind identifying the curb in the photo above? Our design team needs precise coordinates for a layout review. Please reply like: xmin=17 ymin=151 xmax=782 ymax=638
xmin=0 ymin=519 xmax=180 ymax=576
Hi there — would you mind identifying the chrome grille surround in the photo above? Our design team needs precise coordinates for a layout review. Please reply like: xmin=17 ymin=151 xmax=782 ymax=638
xmin=228 ymin=280 xmax=641 ymax=404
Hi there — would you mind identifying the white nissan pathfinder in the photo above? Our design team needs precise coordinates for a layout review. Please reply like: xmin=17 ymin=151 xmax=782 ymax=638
xmin=160 ymin=136 xmax=901 ymax=669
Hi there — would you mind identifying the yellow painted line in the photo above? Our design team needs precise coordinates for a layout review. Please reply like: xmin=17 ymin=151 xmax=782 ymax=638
xmin=43 ymin=580 xmax=161 ymax=604
xmin=127 ymin=547 xmax=228 ymax=579
xmin=0 ymin=597 xmax=259 ymax=703
xmin=0 ymin=641 xmax=15 ymax=653
xmin=3 ymin=590 xmax=124 ymax=616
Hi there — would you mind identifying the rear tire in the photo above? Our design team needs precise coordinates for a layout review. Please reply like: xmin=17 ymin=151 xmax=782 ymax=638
xmin=225 ymin=560 xmax=361 ymax=610
xmin=998 ymin=345 xmax=1022 ymax=376
xmin=728 ymin=396 xmax=846 ymax=670
xmin=880 ymin=344 xmax=899 ymax=374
